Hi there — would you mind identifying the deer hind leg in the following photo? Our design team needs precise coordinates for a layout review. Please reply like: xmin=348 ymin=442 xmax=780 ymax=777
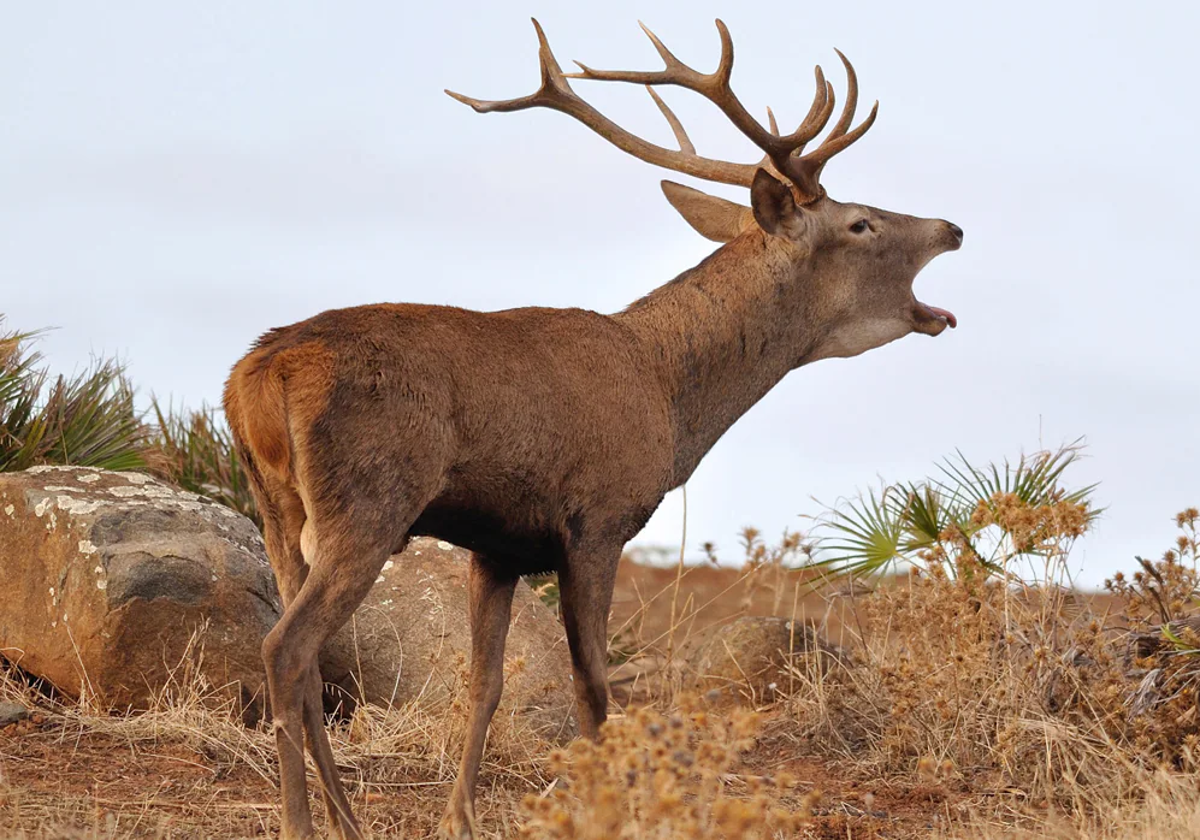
xmin=558 ymin=548 xmax=621 ymax=740
xmin=289 ymin=517 xmax=363 ymax=840
xmin=258 ymin=490 xmax=360 ymax=838
xmin=269 ymin=517 xmax=361 ymax=840
xmin=302 ymin=664 xmax=362 ymax=840
xmin=440 ymin=556 xmax=519 ymax=840
xmin=253 ymin=487 xmax=358 ymax=839
xmin=255 ymin=485 xmax=321 ymax=838
xmin=262 ymin=509 xmax=411 ymax=840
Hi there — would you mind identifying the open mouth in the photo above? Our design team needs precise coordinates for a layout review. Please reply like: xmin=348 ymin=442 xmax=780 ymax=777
xmin=913 ymin=300 xmax=957 ymax=335
xmin=911 ymin=223 xmax=962 ymax=335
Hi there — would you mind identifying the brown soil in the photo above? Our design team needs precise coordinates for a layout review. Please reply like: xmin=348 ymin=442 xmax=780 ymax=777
xmin=0 ymin=709 xmax=951 ymax=838
xmin=0 ymin=558 xmax=1117 ymax=838
xmin=0 ymin=713 xmax=537 ymax=838
xmin=0 ymin=721 xmax=279 ymax=837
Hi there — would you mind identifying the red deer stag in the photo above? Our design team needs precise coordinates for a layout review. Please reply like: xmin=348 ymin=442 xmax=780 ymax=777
xmin=223 ymin=18 xmax=962 ymax=840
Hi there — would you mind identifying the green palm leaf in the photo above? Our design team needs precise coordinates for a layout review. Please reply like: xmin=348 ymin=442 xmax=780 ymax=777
xmin=814 ymin=444 xmax=1097 ymax=582
xmin=895 ymin=482 xmax=946 ymax=552
xmin=0 ymin=316 xmax=147 ymax=473
xmin=149 ymin=399 xmax=259 ymax=525
xmin=815 ymin=486 xmax=906 ymax=576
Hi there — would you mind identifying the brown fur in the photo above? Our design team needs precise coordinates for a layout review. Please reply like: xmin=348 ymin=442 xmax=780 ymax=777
xmin=223 ymin=24 xmax=964 ymax=840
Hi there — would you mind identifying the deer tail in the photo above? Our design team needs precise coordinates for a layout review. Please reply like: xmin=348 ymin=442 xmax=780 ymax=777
xmin=223 ymin=351 xmax=291 ymax=479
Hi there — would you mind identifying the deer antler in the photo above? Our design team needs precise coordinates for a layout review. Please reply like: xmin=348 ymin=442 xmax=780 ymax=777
xmin=445 ymin=19 xmax=878 ymax=203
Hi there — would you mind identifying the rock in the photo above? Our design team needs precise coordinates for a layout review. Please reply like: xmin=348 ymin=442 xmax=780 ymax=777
xmin=321 ymin=537 xmax=577 ymax=739
xmin=0 ymin=468 xmax=575 ymax=734
xmin=680 ymin=616 xmax=848 ymax=704
xmin=0 ymin=701 xmax=29 ymax=727
xmin=0 ymin=467 xmax=280 ymax=722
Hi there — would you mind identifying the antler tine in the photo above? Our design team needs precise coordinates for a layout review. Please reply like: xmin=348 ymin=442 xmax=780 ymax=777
xmin=773 ymin=52 xmax=877 ymax=201
xmin=568 ymin=20 xmax=709 ymax=87
xmin=638 ymin=20 xmax=690 ymax=75
xmin=646 ymin=86 xmax=696 ymax=154
xmin=708 ymin=20 xmax=829 ymax=151
xmin=569 ymin=21 xmax=824 ymax=170
xmin=449 ymin=21 xmax=879 ymax=202
xmin=814 ymin=81 xmax=837 ymax=146
xmin=801 ymin=100 xmax=879 ymax=170
xmin=533 ymin=19 xmax=570 ymax=87
xmin=825 ymin=50 xmax=859 ymax=141
xmin=768 ymin=67 xmax=830 ymax=168
xmin=445 ymin=19 xmax=574 ymax=114
xmin=712 ymin=19 xmax=735 ymax=84
xmin=793 ymin=66 xmax=829 ymax=141
xmin=786 ymin=98 xmax=879 ymax=199
xmin=761 ymin=71 xmax=835 ymax=151
xmin=447 ymin=19 xmax=760 ymax=187
xmin=749 ymin=106 xmax=779 ymax=175
xmin=792 ymin=53 xmax=876 ymax=174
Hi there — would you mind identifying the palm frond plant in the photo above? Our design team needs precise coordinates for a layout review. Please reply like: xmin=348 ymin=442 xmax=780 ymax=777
xmin=0 ymin=317 xmax=147 ymax=473
xmin=148 ymin=399 xmax=259 ymax=526
xmin=0 ymin=323 xmax=46 ymax=469
xmin=2 ymin=317 xmax=262 ymax=524
xmin=815 ymin=442 xmax=1099 ymax=583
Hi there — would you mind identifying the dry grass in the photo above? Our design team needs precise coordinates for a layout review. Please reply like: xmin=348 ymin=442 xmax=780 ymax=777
xmin=0 ymin=641 xmax=555 ymax=839
xmin=3 ymin=497 xmax=1200 ymax=837
xmin=774 ymin=498 xmax=1200 ymax=840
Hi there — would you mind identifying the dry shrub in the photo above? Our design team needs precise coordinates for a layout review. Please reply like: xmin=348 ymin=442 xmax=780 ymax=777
xmin=729 ymin=528 xmax=813 ymax=615
xmin=0 ymin=640 xmax=813 ymax=839
xmin=1100 ymin=508 xmax=1200 ymax=769
xmin=520 ymin=698 xmax=814 ymax=839
xmin=786 ymin=493 xmax=1200 ymax=833
xmin=955 ymin=769 xmax=1200 ymax=839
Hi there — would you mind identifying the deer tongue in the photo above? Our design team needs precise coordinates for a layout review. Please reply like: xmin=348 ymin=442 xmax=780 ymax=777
xmin=919 ymin=302 xmax=957 ymax=329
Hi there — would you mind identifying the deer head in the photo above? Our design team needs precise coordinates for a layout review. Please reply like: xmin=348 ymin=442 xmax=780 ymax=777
xmin=447 ymin=19 xmax=962 ymax=364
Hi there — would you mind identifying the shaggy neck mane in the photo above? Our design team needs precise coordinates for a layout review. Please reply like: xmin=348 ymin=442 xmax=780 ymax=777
xmin=613 ymin=232 xmax=824 ymax=487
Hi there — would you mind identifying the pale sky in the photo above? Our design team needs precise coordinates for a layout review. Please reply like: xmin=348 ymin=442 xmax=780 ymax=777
xmin=2 ymin=2 xmax=1197 ymax=584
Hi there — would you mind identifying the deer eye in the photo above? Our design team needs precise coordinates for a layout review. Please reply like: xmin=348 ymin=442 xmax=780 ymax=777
xmin=849 ymin=219 xmax=870 ymax=234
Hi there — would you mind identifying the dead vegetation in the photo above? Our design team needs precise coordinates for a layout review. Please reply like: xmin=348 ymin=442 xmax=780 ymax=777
xmin=2 ymin=452 xmax=1200 ymax=838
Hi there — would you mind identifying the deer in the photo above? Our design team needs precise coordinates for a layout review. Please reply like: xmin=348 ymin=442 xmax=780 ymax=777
xmin=222 ymin=18 xmax=963 ymax=840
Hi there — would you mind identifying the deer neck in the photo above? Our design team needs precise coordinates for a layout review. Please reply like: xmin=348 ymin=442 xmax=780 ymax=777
xmin=614 ymin=233 xmax=824 ymax=488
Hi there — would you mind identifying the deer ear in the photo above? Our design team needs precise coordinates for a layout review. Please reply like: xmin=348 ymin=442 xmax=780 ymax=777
xmin=660 ymin=181 xmax=755 ymax=243
xmin=750 ymin=168 xmax=806 ymax=239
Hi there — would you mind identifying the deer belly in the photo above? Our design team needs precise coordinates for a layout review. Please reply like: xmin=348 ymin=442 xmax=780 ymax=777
xmin=409 ymin=498 xmax=567 ymax=575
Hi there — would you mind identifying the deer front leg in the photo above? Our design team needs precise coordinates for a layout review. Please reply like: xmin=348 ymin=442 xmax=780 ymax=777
xmin=440 ymin=557 xmax=519 ymax=840
xmin=558 ymin=549 xmax=620 ymax=739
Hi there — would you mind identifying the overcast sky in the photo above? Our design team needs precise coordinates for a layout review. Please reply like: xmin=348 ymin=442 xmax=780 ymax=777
xmin=2 ymin=2 xmax=1197 ymax=584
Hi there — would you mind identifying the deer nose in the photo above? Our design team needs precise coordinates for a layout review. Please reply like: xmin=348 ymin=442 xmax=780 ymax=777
xmin=945 ymin=222 xmax=964 ymax=246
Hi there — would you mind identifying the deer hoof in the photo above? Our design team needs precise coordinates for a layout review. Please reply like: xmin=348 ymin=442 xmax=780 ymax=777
xmin=438 ymin=807 xmax=475 ymax=840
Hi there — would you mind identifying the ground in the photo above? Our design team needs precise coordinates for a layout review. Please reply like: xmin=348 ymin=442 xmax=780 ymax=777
xmin=0 ymin=712 xmax=957 ymax=838
xmin=0 ymin=556 xmax=1138 ymax=838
